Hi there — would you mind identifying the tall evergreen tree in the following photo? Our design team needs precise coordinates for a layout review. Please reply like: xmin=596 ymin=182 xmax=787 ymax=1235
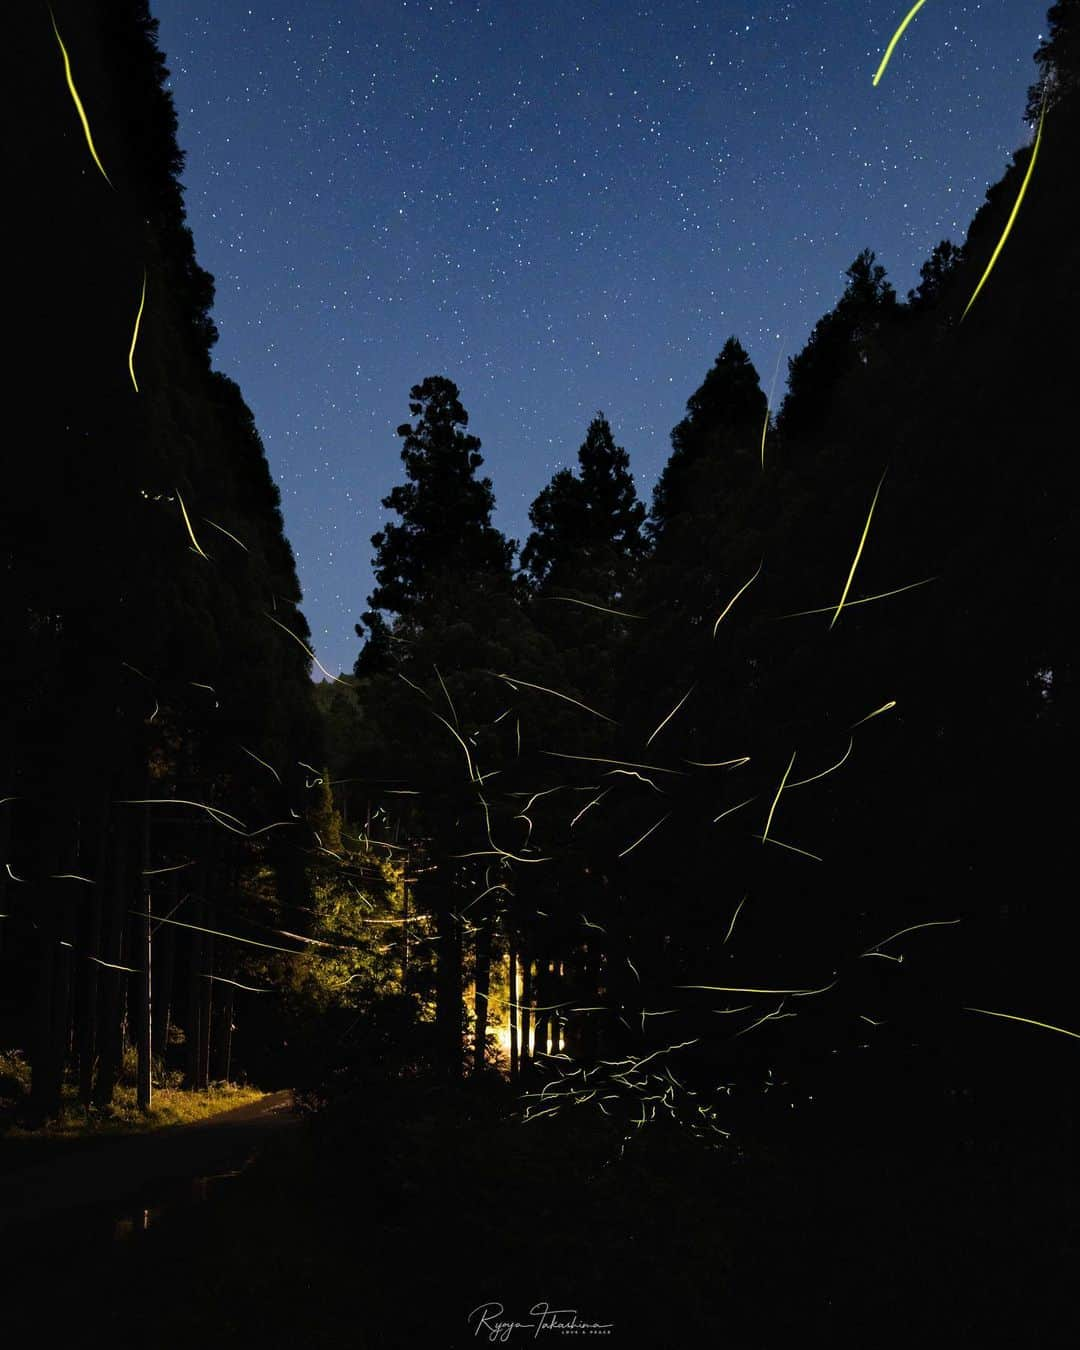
xmin=776 ymin=250 xmax=897 ymax=442
xmin=521 ymin=413 xmax=646 ymax=602
xmin=648 ymin=337 xmax=766 ymax=546
xmin=355 ymin=376 xmax=513 ymax=672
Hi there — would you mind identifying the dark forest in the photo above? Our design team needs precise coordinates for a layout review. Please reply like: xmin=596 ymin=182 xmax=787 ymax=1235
xmin=2 ymin=2 xmax=1078 ymax=1345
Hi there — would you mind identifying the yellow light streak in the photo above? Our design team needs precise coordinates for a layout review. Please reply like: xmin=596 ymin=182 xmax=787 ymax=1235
xmin=203 ymin=517 xmax=250 ymax=552
xmin=118 ymin=797 xmax=246 ymax=828
xmin=965 ymin=1006 xmax=1080 ymax=1043
xmin=396 ymin=671 xmax=431 ymax=700
xmin=872 ymin=0 xmax=930 ymax=87
xmin=755 ymin=835 xmax=823 ymax=862
xmin=863 ymin=917 xmax=960 ymax=954
xmin=491 ymin=672 xmax=617 ymax=724
xmin=762 ymin=751 xmax=796 ymax=842
xmin=830 ymin=471 xmax=886 ymax=630
xmin=176 ymin=491 xmax=210 ymax=560
xmin=605 ymin=769 xmax=664 ymax=792
xmin=713 ymin=561 xmax=763 ymax=637
xmin=48 ymin=6 xmax=112 ymax=185
xmin=202 ymin=973 xmax=272 ymax=993
xmin=617 ymin=811 xmax=671 ymax=859
xmin=962 ymin=96 xmax=1046 ymax=321
xmin=776 ymin=577 xmax=935 ymax=619
xmin=264 ymin=611 xmax=353 ymax=685
xmin=851 ymin=700 xmax=896 ymax=728
xmin=433 ymin=664 xmax=458 ymax=726
xmin=713 ymin=796 xmax=756 ymax=824
xmin=548 ymin=595 xmax=643 ymax=619
xmin=676 ymin=978 xmax=836 ymax=997
xmin=687 ymin=756 xmax=750 ymax=769
xmin=722 ymin=894 xmax=747 ymax=944
xmin=127 ymin=269 xmax=147 ymax=392
xmin=570 ymin=787 xmax=611 ymax=828
xmin=646 ymin=684 xmax=695 ymax=746
xmin=787 ymin=738 xmax=853 ymax=789
xmin=543 ymin=751 xmax=685 ymax=775
xmin=131 ymin=911 xmax=305 ymax=954
xmin=240 ymin=745 xmax=281 ymax=782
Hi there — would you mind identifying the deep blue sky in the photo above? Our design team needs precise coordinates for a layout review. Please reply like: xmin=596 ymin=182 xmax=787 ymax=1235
xmin=152 ymin=0 xmax=1047 ymax=679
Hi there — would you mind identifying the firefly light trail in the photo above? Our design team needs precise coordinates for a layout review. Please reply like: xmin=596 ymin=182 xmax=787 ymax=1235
xmin=961 ymin=95 xmax=1047 ymax=321
xmin=830 ymin=472 xmax=887 ymax=630
xmin=48 ymin=6 xmax=112 ymax=185
xmin=128 ymin=269 xmax=147 ymax=393
xmin=872 ymin=0 xmax=930 ymax=88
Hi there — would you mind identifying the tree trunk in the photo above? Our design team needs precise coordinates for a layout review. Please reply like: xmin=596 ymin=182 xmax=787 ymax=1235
xmin=508 ymin=942 xmax=519 ymax=1081
xmin=472 ymin=914 xmax=493 ymax=1076
xmin=136 ymin=808 xmax=152 ymax=1111
xmin=198 ymin=926 xmax=214 ymax=1089
xmin=77 ymin=790 xmax=110 ymax=1106
xmin=520 ymin=953 xmax=533 ymax=1073
xmin=533 ymin=957 xmax=550 ymax=1064
xmin=94 ymin=806 xmax=130 ymax=1108
xmin=432 ymin=877 xmax=463 ymax=1080
xmin=213 ymin=984 xmax=234 ymax=1082
xmin=151 ymin=872 xmax=177 ymax=1073
xmin=185 ymin=895 xmax=204 ymax=1089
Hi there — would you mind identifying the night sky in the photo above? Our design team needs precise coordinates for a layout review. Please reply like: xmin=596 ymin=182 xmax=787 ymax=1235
xmin=152 ymin=0 xmax=1047 ymax=679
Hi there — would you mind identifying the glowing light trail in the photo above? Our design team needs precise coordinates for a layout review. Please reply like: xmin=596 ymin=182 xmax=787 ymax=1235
xmin=131 ymin=911 xmax=306 ymax=954
xmin=264 ymin=611 xmax=353 ymax=686
xmin=863 ymin=917 xmax=960 ymax=954
xmin=492 ymin=672 xmax=616 ymax=724
xmin=713 ymin=561 xmax=763 ymax=637
xmin=787 ymin=738 xmax=853 ymax=790
xmin=755 ymin=835 xmax=823 ymax=862
xmin=851 ymin=700 xmax=896 ymax=728
xmin=646 ymin=684 xmax=695 ymax=746
xmin=962 ymin=96 xmax=1046 ymax=321
xmin=872 ymin=0 xmax=930 ymax=87
xmin=762 ymin=751 xmax=796 ymax=843
xmin=776 ymin=577 xmax=935 ymax=619
xmin=548 ymin=595 xmax=644 ymax=619
xmin=203 ymin=517 xmax=250 ymax=552
xmin=676 ymin=979 xmax=836 ymax=997
xmin=48 ymin=6 xmax=112 ymax=185
xmin=617 ymin=811 xmax=671 ymax=859
xmin=240 ymin=746 xmax=281 ymax=782
xmin=830 ymin=472 xmax=887 ymax=630
xmin=176 ymin=491 xmax=210 ymax=560
xmin=965 ymin=1006 xmax=1080 ymax=1043
xmin=722 ymin=894 xmax=747 ymax=945
xmin=127 ymin=269 xmax=147 ymax=393
xmin=543 ymin=751 xmax=686 ymax=775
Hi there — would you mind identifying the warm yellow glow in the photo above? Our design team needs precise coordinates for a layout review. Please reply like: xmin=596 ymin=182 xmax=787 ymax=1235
xmin=128 ymin=269 xmax=147 ymax=392
xmin=872 ymin=0 xmax=930 ymax=87
xmin=830 ymin=472 xmax=886 ymax=630
xmin=965 ymin=1006 xmax=1080 ymax=1042
xmin=961 ymin=97 xmax=1046 ymax=321
xmin=49 ymin=6 xmax=112 ymax=185
xmin=712 ymin=561 xmax=763 ymax=637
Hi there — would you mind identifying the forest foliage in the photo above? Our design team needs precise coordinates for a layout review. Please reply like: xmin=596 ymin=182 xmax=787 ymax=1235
xmin=2 ymin=0 xmax=1077 ymax=1141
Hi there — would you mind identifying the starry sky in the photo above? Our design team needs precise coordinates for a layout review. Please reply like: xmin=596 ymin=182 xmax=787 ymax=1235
xmin=152 ymin=0 xmax=1048 ymax=679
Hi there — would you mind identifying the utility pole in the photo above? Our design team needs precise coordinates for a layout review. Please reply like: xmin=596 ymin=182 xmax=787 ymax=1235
xmin=137 ymin=807 xmax=152 ymax=1111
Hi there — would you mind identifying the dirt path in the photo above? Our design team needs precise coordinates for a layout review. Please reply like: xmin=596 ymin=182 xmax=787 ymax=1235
xmin=0 ymin=1090 xmax=298 ymax=1235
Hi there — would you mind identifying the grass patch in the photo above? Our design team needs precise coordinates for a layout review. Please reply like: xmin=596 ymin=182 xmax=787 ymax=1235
xmin=0 ymin=1050 xmax=264 ymax=1138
